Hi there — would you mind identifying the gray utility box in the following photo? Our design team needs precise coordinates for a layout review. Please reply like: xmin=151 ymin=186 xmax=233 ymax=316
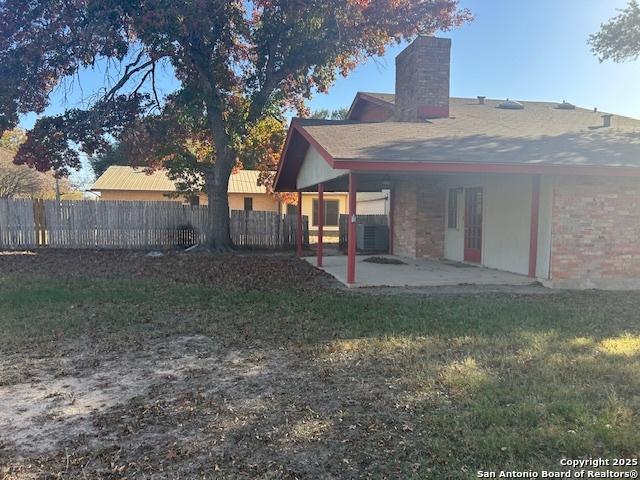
xmin=356 ymin=223 xmax=389 ymax=253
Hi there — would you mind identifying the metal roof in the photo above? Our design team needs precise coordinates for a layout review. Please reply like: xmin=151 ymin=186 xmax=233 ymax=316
xmin=91 ymin=166 xmax=268 ymax=194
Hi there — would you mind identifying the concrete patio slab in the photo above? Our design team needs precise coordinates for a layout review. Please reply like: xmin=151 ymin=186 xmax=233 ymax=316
xmin=306 ymin=255 xmax=534 ymax=288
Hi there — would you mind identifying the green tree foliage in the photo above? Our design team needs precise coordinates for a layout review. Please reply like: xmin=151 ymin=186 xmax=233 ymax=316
xmin=590 ymin=0 xmax=640 ymax=62
xmin=309 ymin=107 xmax=349 ymax=120
xmin=0 ymin=0 xmax=471 ymax=249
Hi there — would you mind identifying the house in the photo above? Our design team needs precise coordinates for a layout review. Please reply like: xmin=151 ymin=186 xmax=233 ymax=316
xmin=91 ymin=166 xmax=385 ymax=241
xmin=275 ymin=36 xmax=640 ymax=289
xmin=92 ymin=166 xmax=285 ymax=210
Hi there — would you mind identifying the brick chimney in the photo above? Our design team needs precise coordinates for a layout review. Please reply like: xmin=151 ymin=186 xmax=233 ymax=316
xmin=395 ymin=36 xmax=451 ymax=121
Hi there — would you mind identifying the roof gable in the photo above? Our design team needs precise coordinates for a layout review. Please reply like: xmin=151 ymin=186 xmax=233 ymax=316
xmin=346 ymin=92 xmax=395 ymax=122
xmin=275 ymin=96 xmax=640 ymax=191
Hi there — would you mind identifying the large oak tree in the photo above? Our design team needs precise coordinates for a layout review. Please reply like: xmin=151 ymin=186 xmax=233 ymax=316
xmin=0 ymin=0 xmax=470 ymax=250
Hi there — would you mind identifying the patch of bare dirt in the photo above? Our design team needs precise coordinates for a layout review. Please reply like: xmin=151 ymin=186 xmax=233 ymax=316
xmin=1 ymin=331 xmax=423 ymax=479
xmin=1 ymin=336 xmax=219 ymax=456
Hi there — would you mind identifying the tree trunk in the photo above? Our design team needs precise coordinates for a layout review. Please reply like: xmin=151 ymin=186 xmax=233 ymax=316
xmin=204 ymin=159 xmax=234 ymax=251
xmin=199 ymin=87 xmax=241 ymax=251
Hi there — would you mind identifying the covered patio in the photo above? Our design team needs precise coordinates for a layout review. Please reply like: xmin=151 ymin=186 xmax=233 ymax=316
xmin=275 ymin=116 xmax=556 ymax=287
xmin=305 ymin=254 xmax=533 ymax=288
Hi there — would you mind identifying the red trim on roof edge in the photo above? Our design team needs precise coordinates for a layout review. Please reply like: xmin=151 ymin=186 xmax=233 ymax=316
xmin=275 ymin=119 xmax=640 ymax=192
xmin=273 ymin=121 xmax=298 ymax=192
xmin=332 ymin=160 xmax=640 ymax=177
xmin=275 ymin=120 xmax=340 ymax=192
xmin=291 ymin=122 xmax=336 ymax=168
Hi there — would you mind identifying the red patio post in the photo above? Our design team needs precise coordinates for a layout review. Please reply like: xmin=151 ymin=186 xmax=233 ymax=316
xmin=528 ymin=175 xmax=541 ymax=277
xmin=296 ymin=190 xmax=303 ymax=257
xmin=388 ymin=186 xmax=394 ymax=255
xmin=317 ymin=183 xmax=324 ymax=267
xmin=347 ymin=173 xmax=357 ymax=284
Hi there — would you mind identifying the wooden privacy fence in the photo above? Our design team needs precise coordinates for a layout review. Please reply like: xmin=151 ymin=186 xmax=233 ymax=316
xmin=338 ymin=214 xmax=388 ymax=250
xmin=0 ymin=198 xmax=37 ymax=249
xmin=0 ymin=198 xmax=309 ymax=250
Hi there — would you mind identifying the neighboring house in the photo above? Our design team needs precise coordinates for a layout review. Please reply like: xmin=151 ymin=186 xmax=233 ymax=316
xmin=91 ymin=166 xmax=385 ymax=241
xmin=275 ymin=36 xmax=640 ymax=289
xmin=92 ymin=166 xmax=281 ymax=211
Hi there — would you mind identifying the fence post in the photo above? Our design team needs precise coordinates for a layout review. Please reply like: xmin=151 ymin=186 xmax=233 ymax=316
xmin=0 ymin=200 xmax=300 ymax=250
xmin=35 ymin=199 xmax=46 ymax=247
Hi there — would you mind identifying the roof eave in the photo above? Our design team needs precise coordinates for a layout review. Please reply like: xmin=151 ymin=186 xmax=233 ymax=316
xmin=331 ymin=159 xmax=640 ymax=177
xmin=275 ymin=120 xmax=343 ymax=192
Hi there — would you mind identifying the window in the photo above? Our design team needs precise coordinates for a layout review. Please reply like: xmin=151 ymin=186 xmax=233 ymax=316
xmin=243 ymin=197 xmax=253 ymax=211
xmin=325 ymin=200 xmax=339 ymax=226
xmin=447 ymin=189 xmax=458 ymax=229
xmin=286 ymin=203 xmax=297 ymax=216
xmin=312 ymin=199 xmax=340 ymax=226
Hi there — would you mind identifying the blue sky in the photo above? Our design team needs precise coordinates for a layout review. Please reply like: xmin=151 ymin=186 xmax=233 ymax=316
xmin=307 ymin=0 xmax=640 ymax=118
xmin=18 ymin=0 xmax=640 ymax=186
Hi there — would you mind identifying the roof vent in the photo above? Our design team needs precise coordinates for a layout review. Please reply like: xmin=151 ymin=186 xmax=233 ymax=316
xmin=477 ymin=96 xmax=486 ymax=105
xmin=498 ymin=99 xmax=524 ymax=110
xmin=557 ymin=100 xmax=575 ymax=110
xmin=601 ymin=114 xmax=613 ymax=127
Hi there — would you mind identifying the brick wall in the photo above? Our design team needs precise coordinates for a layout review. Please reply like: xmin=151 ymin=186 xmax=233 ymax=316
xmin=395 ymin=36 xmax=450 ymax=121
xmin=392 ymin=177 xmax=445 ymax=258
xmin=416 ymin=179 xmax=446 ymax=257
xmin=551 ymin=176 xmax=640 ymax=289
xmin=392 ymin=179 xmax=417 ymax=257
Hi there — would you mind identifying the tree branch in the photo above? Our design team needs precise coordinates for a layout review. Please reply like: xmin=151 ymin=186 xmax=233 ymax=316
xmin=104 ymin=55 xmax=156 ymax=103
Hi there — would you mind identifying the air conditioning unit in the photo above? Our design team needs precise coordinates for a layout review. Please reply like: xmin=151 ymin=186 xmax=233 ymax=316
xmin=356 ymin=224 xmax=389 ymax=253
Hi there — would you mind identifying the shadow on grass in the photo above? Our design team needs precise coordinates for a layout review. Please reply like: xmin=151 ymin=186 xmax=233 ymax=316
xmin=1 ymin=275 xmax=640 ymax=478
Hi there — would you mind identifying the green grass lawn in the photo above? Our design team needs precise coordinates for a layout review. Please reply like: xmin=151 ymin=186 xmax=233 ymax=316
xmin=1 ymin=252 xmax=639 ymax=479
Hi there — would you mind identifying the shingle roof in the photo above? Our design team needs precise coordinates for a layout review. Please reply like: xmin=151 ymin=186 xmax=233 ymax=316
xmin=91 ymin=166 xmax=268 ymax=194
xmin=358 ymin=92 xmax=395 ymax=105
xmin=298 ymin=97 xmax=640 ymax=168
